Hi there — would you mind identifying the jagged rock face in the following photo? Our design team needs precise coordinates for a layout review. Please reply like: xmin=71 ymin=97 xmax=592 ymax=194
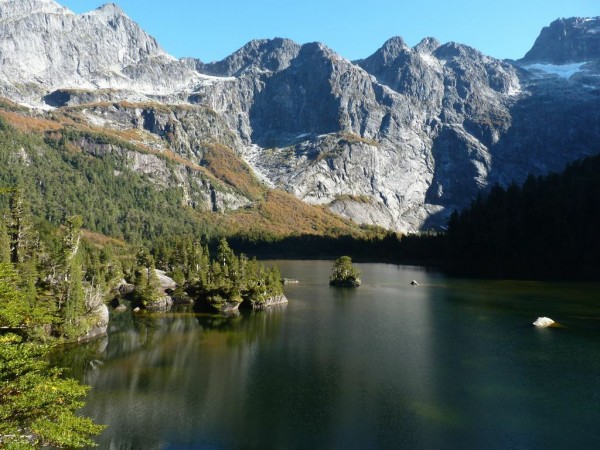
xmin=0 ymin=0 xmax=200 ymax=98
xmin=0 ymin=2 xmax=599 ymax=233
xmin=74 ymin=132 xmax=249 ymax=212
xmin=202 ymin=38 xmax=301 ymax=77
xmin=521 ymin=17 xmax=600 ymax=64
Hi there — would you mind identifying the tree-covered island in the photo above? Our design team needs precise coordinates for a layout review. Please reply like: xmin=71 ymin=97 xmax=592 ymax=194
xmin=329 ymin=256 xmax=361 ymax=287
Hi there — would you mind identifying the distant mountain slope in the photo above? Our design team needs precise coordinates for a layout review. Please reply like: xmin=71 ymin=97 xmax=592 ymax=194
xmin=0 ymin=1 xmax=598 ymax=234
xmin=0 ymin=99 xmax=368 ymax=244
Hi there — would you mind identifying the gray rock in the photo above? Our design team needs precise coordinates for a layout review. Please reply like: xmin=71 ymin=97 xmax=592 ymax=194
xmin=248 ymin=294 xmax=288 ymax=310
xmin=520 ymin=17 xmax=600 ymax=64
xmin=80 ymin=303 xmax=109 ymax=341
xmin=155 ymin=270 xmax=177 ymax=291
xmin=145 ymin=295 xmax=173 ymax=312
xmin=0 ymin=4 xmax=599 ymax=233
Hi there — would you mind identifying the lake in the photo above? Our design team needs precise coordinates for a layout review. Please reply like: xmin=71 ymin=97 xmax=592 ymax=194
xmin=59 ymin=261 xmax=600 ymax=449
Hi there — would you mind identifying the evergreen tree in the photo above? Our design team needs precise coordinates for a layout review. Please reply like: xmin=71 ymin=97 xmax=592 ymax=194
xmin=0 ymin=334 xmax=105 ymax=448
xmin=329 ymin=256 xmax=361 ymax=287
xmin=57 ymin=216 xmax=85 ymax=339
xmin=0 ymin=265 xmax=104 ymax=447
xmin=133 ymin=250 xmax=161 ymax=306
xmin=0 ymin=218 xmax=11 ymax=263
xmin=8 ymin=189 xmax=37 ymax=265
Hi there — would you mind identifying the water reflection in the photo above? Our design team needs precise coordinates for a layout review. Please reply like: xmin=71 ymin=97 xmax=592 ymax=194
xmin=54 ymin=262 xmax=600 ymax=449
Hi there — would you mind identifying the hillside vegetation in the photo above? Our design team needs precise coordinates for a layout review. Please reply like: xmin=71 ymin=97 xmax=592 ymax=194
xmin=0 ymin=101 xmax=378 ymax=248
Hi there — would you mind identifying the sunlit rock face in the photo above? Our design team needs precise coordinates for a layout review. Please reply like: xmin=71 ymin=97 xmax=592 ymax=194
xmin=1 ymin=2 xmax=599 ymax=232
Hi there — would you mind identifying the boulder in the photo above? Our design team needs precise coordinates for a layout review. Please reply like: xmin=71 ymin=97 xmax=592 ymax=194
xmin=155 ymin=270 xmax=177 ymax=291
xmin=118 ymin=279 xmax=135 ymax=295
xmin=80 ymin=303 xmax=109 ymax=342
xmin=533 ymin=317 xmax=555 ymax=327
xmin=251 ymin=294 xmax=288 ymax=310
xmin=172 ymin=290 xmax=195 ymax=305
xmin=145 ymin=295 xmax=174 ymax=312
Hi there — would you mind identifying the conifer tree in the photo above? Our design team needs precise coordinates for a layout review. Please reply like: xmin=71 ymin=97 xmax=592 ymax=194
xmin=0 ymin=217 xmax=11 ymax=263
xmin=133 ymin=250 xmax=161 ymax=306
xmin=9 ymin=188 xmax=37 ymax=265
xmin=58 ymin=216 xmax=85 ymax=338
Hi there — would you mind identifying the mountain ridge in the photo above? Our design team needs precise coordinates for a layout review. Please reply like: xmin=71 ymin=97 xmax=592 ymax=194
xmin=0 ymin=1 xmax=598 ymax=235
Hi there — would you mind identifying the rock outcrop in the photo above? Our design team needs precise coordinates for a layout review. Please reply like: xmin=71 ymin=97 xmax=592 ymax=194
xmin=0 ymin=2 xmax=599 ymax=233
xmin=533 ymin=317 xmax=556 ymax=328
xmin=520 ymin=17 xmax=600 ymax=64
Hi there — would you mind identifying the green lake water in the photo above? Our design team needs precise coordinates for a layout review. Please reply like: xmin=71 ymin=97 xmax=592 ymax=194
xmin=59 ymin=261 xmax=600 ymax=449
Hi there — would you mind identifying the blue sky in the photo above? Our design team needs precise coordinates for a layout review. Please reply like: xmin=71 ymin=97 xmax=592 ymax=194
xmin=59 ymin=0 xmax=598 ymax=62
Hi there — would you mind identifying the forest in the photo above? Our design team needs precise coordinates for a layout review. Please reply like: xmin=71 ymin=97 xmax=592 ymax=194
xmin=0 ymin=186 xmax=283 ymax=447
xmin=441 ymin=153 xmax=600 ymax=280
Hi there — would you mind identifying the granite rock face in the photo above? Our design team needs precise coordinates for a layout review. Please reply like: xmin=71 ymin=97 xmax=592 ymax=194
xmin=520 ymin=17 xmax=600 ymax=64
xmin=1 ymin=2 xmax=599 ymax=232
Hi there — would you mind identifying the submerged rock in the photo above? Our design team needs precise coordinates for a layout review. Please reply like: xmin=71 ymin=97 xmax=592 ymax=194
xmin=533 ymin=317 xmax=555 ymax=327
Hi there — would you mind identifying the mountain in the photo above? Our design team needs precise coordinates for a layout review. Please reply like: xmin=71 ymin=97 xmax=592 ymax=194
xmin=520 ymin=17 xmax=600 ymax=64
xmin=0 ymin=1 xmax=598 ymax=235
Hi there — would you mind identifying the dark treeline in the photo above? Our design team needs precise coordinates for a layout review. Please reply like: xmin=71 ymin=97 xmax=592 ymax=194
xmin=442 ymin=154 xmax=600 ymax=280
xmin=245 ymin=153 xmax=600 ymax=281
xmin=226 ymin=232 xmax=442 ymax=264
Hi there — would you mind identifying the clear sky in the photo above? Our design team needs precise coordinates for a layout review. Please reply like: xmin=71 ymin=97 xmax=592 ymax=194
xmin=59 ymin=0 xmax=598 ymax=62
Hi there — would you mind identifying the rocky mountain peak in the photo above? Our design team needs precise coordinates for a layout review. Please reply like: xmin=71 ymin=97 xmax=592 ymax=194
xmin=88 ymin=2 xmax=127 ymax=19
xmin=0 ymin=0 xmax=70 ymax=19
xmin=414 ymin=37 xmax=441 ymax=54
xmin=0 ymin=0 xmax=187 ymax=98
xmin=433 ymin=41 xmax=483 ymax=62
xmin=202 ymin=37 xmax=301 ymax=76
xmin=372 ymin=36 xmax=411 ymax=63
xmin=520 ymin=17 xmax=600 ymax=63
xmin=0 ymin=5 xmax=597 ymax=235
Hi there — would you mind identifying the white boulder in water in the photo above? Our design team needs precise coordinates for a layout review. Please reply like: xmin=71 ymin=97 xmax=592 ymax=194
xmin=533 ymin=317 xmax=555 ymax=327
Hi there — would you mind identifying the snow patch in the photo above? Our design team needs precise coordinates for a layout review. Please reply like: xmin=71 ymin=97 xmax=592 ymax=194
xmin=194 ymin=73 xmax=236 ymax=88
xmin=507 ymin=80 xmax=522 ymax=96
xmin=419 ymin=52 xmax=441 ymax=69
xmin=524 ymin=62 xmax=587 ymax=80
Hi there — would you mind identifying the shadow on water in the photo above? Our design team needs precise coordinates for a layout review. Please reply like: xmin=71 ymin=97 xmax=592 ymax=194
xmin=53 ymin=261 xmax=600 ymax=449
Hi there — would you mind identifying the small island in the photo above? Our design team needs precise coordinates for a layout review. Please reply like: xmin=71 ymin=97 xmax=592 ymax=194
xmin=329 ymin=256 xmax=362 ymax=287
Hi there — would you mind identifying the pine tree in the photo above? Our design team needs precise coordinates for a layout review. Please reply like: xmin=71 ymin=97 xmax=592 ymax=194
xmin=8 ymin=188 xmax=37 ymax=265
xmin=133 ymin=251 xmax=161 ymax=306
xmin=57 ymin=216 xmax=86 ymax=339
xmin=329 ymin=256 xmax=361 ymax=287
xmin=0 ymin=217 xmax=11 ymax=263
